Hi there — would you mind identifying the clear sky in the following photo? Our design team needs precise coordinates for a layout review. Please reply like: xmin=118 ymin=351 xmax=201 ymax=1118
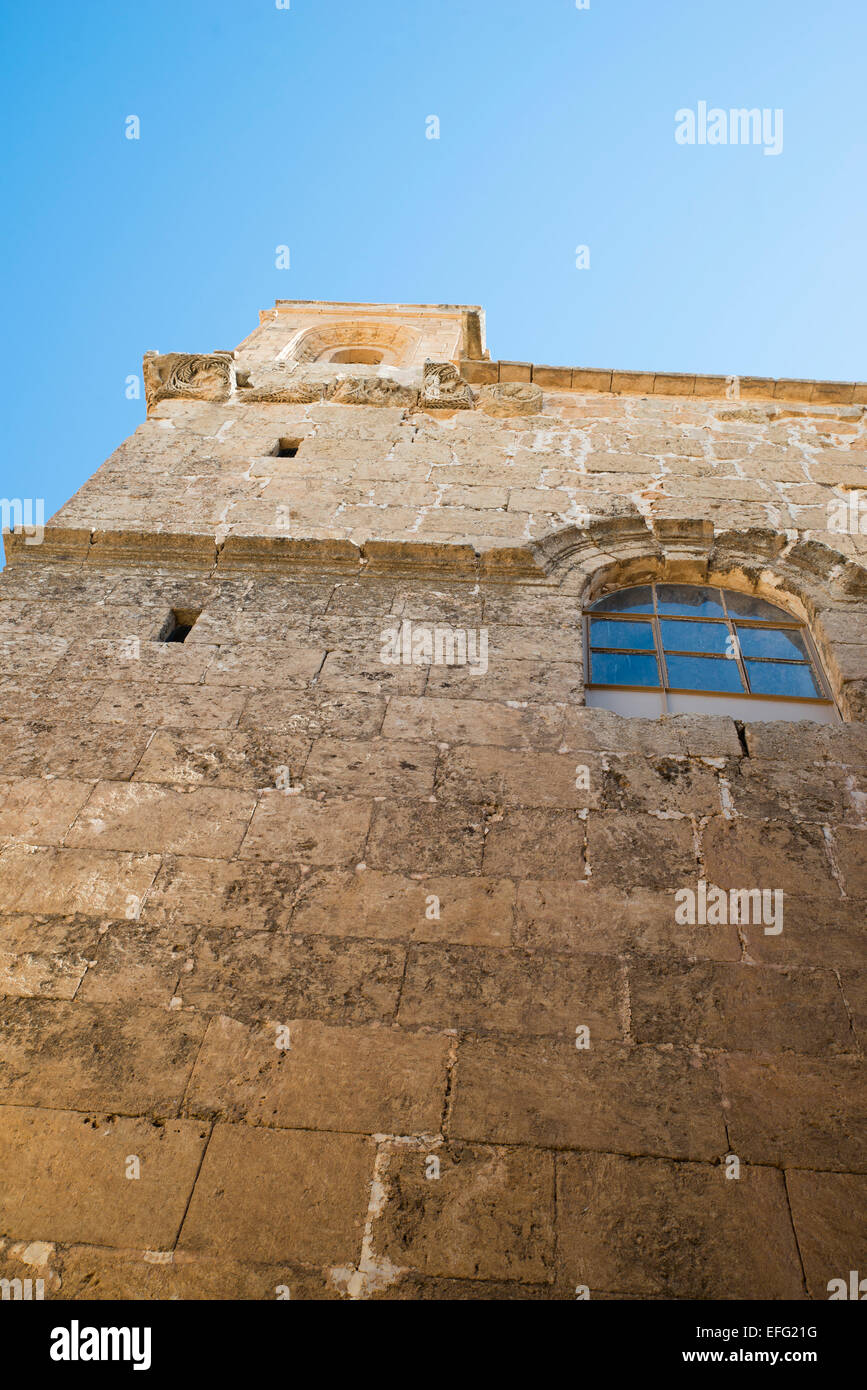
xmin=2 ymin=0 xmax=866 ymax=552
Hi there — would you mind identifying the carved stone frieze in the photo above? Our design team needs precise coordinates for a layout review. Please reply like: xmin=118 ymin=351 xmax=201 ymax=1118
xmin=421 ymin=361 xmax=475 ymax=409
xmin=143 ymin=352 xmax=235 ymax=408
xmin=327 ymin=376 xmax=419 ymax=408
xmin=476 ymin=382 xmax=544 ymax=416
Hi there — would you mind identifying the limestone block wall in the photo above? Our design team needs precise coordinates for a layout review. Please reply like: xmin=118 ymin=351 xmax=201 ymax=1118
xmin=45 ymin=391 xmax=867 ymax=563
xmin=0 ymin=301 xmax=864 ymax=1300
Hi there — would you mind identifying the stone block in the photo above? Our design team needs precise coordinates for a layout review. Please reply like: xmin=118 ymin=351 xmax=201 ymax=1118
xmin=0 ymin=1107 xmax=208 ymax=1248
xmin=375 ymin=1142 xmax=555 ymax=1284
xmin=629 ymin=959 xmax=853 ymax=1056
xmin=186 ymin=1014 xmax=449 ymax=1134
xmin=179 ymin=1125 xmax=372 ymax=1265
xmin=65 ymin=782 xmax=256 ymax=857
xmin=399 ymin=944 xmax=624 ymax=1038
xmin=450 ymin=1038 xmax=725 ymax=1159
xmin=556 ymin=1153 xmax=803 ymax=1298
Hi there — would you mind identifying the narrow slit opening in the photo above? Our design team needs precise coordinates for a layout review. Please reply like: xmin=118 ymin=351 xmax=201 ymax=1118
xmin=273 ymin=438 xmax=301 ymax=458
xmin=160 ymin=608 xmax=200 ymax=644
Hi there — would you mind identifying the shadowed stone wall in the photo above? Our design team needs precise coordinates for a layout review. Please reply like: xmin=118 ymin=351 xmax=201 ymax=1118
xmin=0 ymin=301 xmax=864 ymax=1300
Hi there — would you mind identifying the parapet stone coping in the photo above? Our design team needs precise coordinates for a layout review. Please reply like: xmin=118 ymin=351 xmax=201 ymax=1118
xmin=458 ymin=359 xmax=867 ymax=407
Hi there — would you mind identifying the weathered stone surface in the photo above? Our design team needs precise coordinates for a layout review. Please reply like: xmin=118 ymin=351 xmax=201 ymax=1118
xmin=240 ymin=690 xmax=385 ymax=739
xmin=141 ymin=856 xmax=300 ymax=930
xmin=0 ymin=1107 xmax=209 ymax=1247
xmin=2 ymin=298 xmax=865 ymax=1301
xmin=178 ymin=1125 xmax=372 ymax=1264
xmin=3 ymin=1245 xmax=342 ymax=1301
xmin=132 ymin=728 xmax=312 ymax=789
xmin=0 ymin=777 xmax=94 ymax=845
xmin=556 ymin=1153 xmax=804 ymax=1298
xmin=65 ymin=781 xmax=256 ymax=857
xmin=735 ymin=895 xmax=867 ymax=969
xmin=786 ymin=1170 xmax=867 ymax=1299
xmin=182 ymin=929 xmax=405 ymax=1024
xmin=719 ymin=1053 xmax=866 ymax=1172
xmin=186 ymin=1014 xmax=449 ymax=1133
xmin=483 ymin=808 xmax=586 ymax=877
xmin=514 ymin=879 xmax=740 ymax=959
xmin=92 ymin=683 xmax=247 ymax=730
xmin=450 ymin=1038 xmax=725 ymax=1159
xmin=831 ymin=827 xmax=867 ymax=895
xmin=375 ymin=1143 xmax=555 ymax=1283
xmin=239 ymin=793 xmax=371 ymax=865
xmin=0 ymin=844 xmax=160 ymax=918
xmin=292 ymin=869 xmax=513 ymax=946
xmin=75 ymin=921 xmax=199 ymax=1007
xmin=0 ymin=718 xmax=151 ymax=780
xmin=0 ymin=998 xmax=206 ymax=1113
xmin=630 ymin=959 xmax=853 ymax=1055
xmin=381 ymin=695 xmax=565 ymax=749
xmin=366 ymin=802 xmax=485 ymax=874
xmin=702 ymin=818 xmax=838 ymax=897
xmin=303 ymin=737 xmax=437 ymax=798
xmin=585 ymin=813 xmax=697 ymax=888
xmin=477 ymin=383 xmax=544 ymax=417
xmin=399 ymin=944 xmax=624 ymax=1038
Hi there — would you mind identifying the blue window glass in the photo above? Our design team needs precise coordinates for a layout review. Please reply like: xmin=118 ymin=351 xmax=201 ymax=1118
xmin=725 ymin=591 xmax=790 ymax=620
xmin=589 ymin=618 xmax=655 ymax=650
xmin=664 ymin=654 xmax=745 ymax=692
xmin=585 ymin=583 xmax=832 ymax=713
xmin=746 ymin=662 xmax=820 ymax=697
xmin=590 ymin=650 xmax=660 ymax=686
xmin=736 ymin=626 xmax=809 ymax=661
xmin=660 ymin=619 xmax=729 ymax=653
xmin=656 ymin=585 xmax=725 ymax=617
xmin=590 ymin=586 xmax=654 ymax=614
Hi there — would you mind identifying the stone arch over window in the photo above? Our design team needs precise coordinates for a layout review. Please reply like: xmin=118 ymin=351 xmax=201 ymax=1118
xmin=533 ymin=515 xmax=867 ymax=723
xmin=291 ymin=321 xmax=421 ymax=368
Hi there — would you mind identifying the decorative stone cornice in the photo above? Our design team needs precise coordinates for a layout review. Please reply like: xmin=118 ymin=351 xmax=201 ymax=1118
xmin=6 ymin=518 xmax=865 ymax=599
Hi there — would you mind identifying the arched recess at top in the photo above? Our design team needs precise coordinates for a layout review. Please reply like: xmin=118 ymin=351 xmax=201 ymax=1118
xmin=291 ymin=321 xmax=421 ymax=368
xmin=531 ymin=514 xmax=867 ymax=722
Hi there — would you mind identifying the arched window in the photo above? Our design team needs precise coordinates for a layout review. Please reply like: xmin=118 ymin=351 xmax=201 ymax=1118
xmin=584 ymin=583 xmax=838 ymax=723
xmin=323 ymin=347 xmax=385 ymax=365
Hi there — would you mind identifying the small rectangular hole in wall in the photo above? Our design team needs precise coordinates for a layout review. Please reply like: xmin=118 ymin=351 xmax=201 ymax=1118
xmin=160 ymin=608 xmax=201 ymax=644
xmin=273 ymin=438 xmax=301 ymax=458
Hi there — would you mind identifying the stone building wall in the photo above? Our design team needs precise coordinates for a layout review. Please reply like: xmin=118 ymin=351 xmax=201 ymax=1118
xmin=0 ymin=301 xmax=864 ymax=1300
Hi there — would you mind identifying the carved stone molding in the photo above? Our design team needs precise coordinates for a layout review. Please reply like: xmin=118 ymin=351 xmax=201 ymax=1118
xmin=243 ymin=380 xmax=329 ymax=404
xmin=143 ymin=353 xmax=235 ymax=407
xmin=328 ymin=376 xmax=419 ymax=408
xmin=477 ymin=382 xmax=544 ymax=416
xmin=421 ymin=361 xmax=475 ymax=409
xmin=292 ymin=321 xmax=420 ymax=367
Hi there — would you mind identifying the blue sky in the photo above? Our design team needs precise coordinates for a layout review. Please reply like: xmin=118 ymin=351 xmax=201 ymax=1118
xmin=2 ymin=0 xmax=866 ymax=548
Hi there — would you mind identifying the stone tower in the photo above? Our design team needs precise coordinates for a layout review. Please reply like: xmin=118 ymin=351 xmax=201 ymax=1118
xmin=0 ymin=300 xmax=864 ymax=1301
